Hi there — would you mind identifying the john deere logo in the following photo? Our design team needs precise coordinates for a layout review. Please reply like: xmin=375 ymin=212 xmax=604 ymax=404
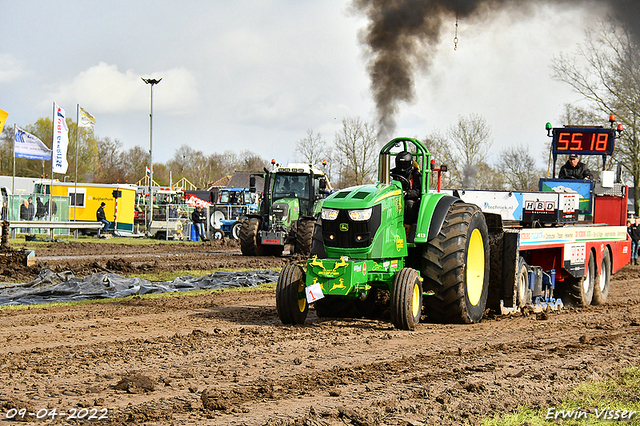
xmin=339 ymin=223 xmax=349 ymax=232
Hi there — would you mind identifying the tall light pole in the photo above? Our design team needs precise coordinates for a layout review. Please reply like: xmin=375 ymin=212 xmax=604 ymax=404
xmin=142 ymin=77 xmax=161 ymax=235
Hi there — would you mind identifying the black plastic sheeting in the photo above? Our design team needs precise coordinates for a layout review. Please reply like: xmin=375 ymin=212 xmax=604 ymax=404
xmin=0 ymin=269 xmax=281 ymax=306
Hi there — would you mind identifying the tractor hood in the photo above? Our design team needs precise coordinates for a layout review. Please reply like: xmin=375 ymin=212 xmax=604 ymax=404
xmin=320 ymin=182 xmax=407 ymax=259
xmin=323 ymin=183 xmax=402 ymax=210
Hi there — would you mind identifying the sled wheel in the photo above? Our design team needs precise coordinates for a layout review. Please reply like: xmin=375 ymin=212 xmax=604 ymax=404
xmin=276 ymin=263 xmax=308 ymax=325
xmin=422 ymin=203 xmax=490 ymax=323
xmin=567 ymin=250 xmax=595 ymax=307
xmin=516 ymin=257 xmax=531 ymax=308
xmin=295 ymin=219 xmax=315 ymax=255
xmin=230 ymin=222 xmax=242 ymax=240
xmin=391 ymin=268 xmax=422 ymax=330
xmin=592 ymin=249 xmax=610 ymax=305
xmin=239 ymin=218 xmax=265 ymax=256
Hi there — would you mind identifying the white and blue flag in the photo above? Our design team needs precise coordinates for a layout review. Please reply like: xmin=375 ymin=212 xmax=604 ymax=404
xmin=14 ymin=127 xmax=52 ymax=161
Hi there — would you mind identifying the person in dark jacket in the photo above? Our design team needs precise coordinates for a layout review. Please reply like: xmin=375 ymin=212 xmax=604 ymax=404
xmin=27 ymin=196 xmax=35 ymax=221
xmin=35 ymin=197 xmax=46 ymax=220
xmin=559 ymin=154 xmax=592 ymax=179
xmin=96 ymin=202 xmax=111 ymax=231
xmin=191 ymin=206 xmax=207 ymax=241
xmin=390 ymin=151 xmax=422 ymax=224
xmin=20 ymin=199 xmax=29 ymax=233
xmin=628 ymin=218 xmax=640 ymax=265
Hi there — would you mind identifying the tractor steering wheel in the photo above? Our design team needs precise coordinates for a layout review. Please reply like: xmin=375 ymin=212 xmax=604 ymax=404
xmin=390 ymin=172 xmax=411 ymax=189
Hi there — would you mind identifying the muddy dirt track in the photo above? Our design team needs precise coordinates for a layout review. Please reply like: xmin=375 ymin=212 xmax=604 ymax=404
xmin=0 ymin=241 xmax=640 ymax=425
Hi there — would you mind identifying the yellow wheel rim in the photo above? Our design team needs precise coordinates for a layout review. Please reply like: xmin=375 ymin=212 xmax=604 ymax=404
xmin=466 ymin=228 xmax=485 ymax=306
xmin=297 ymin=280 xmax=306 ymax=312
xmin=411 ymin=281 xmax=421 ymax=318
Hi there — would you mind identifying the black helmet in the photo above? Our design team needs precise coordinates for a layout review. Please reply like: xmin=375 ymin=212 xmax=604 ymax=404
xmin=395 ymin=151 xmax=413 ymax=173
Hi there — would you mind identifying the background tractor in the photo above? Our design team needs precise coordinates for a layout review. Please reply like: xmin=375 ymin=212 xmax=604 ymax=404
xmin=239 ymin=162 xmax=331 ymax=256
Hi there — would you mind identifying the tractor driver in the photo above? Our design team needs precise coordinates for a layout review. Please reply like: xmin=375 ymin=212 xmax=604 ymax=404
xmin=390 ymin=151 xmax=421 ymax=224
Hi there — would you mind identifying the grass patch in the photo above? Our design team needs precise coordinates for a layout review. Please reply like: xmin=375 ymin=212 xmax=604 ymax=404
xmin=483 ymin=367 xmax=640 ymax=425
xmin=0 ymin=281 xmax=277 ymax=312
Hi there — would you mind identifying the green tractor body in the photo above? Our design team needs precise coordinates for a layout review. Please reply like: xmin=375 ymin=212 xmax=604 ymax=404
xmin=277 ymin=138 xmax=490 ymax=330
xmin=240 ymin=163 xmax=331 ymax=256
xmin=308 ymin=180 xmax=450 ymax=298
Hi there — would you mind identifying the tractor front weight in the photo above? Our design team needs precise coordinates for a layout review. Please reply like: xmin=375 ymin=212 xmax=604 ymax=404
xmin=305 ymin=255 xmax=406 ymax=298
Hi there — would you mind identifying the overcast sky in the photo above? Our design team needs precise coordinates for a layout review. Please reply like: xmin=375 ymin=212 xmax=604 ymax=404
xmin=0 ymin=1 xmax=606 ymax=168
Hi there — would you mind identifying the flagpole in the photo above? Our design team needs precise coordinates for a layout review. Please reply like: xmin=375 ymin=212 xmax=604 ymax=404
xmin=74 ymin=104 xmax=79 ymax=221
xmin=12 ymin=124 xmax=15 ymax=197
xmin=50 ymin=102 xmax=55 ymax=219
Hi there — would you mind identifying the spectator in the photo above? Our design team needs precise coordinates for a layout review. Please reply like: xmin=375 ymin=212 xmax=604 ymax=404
xmin=35 ymin=197 xmax=46 ymax=220
xmin=168 ymin=204 xmax=178 ymax=219
xmin=20 ymin=199 xmax=29 ymax=233
xmin=27 ymin=196 xmax=35 ymax=221
xmin=191 ymin=206 xmax=207 ymax=241
xmin=629 ymin=218 xmax=640 ymax=265
xmin=44 ymin=198 xmax=58 ymax=219
xmin=96 ymin=202 xmax=111 ymax=232
xmin=559 ymin=154 xmax=592 ymax=180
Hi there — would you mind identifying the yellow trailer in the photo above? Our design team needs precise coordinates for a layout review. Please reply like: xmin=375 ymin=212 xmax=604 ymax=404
xmin=34 ymin=181 xmax=137 ymax=232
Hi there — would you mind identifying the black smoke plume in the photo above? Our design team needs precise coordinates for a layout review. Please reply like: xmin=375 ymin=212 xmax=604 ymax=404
xmin=353 ymin=0 xmax=640 ymax=141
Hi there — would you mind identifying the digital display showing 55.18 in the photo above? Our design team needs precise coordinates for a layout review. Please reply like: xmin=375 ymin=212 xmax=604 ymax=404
xmin=552 ymin=128 xmax=615 ymax=156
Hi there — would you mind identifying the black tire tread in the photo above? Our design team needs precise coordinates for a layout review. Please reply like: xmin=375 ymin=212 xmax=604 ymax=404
xmin=391 ymin=268 xmax=422 ymax=330
xmin=421 ymin=203 xmax=489 ymax=324
xmin=295 ymin=219 xmax=315 ymax=255
xmin=276 ymin=263 xmax=308 ymax=324
xmin=239 ymin=218 xmax=263 ymax=256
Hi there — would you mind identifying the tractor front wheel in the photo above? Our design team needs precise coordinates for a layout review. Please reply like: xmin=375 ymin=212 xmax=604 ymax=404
xmin=422 ymin=203 xmax=490 ymax=324
xmin=276 ymin=263 xmax=308 ymax=325
xmin=391 ymin=268 xmax=422 ymax=330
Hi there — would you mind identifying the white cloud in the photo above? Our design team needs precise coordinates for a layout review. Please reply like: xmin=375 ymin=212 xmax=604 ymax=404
xmin=0 ymin=54 xmax=27 ymax=84
xmin=45 ymin=63 xmax=199 ymax=114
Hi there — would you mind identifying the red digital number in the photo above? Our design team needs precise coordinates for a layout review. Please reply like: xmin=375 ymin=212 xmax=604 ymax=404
xmin=557 ymin=132 xmax=570 ymax=150
xmin=570 ymin=132 xmax=583 ymax=150
xmin=590 ymin=132 xmax=608 ymax=151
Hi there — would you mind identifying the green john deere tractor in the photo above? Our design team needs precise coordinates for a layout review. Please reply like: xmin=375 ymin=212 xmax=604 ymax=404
xmin=276 ymin=137 xmax=490 ymax=330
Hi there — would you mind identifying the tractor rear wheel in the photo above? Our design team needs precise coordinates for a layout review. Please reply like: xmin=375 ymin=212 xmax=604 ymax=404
xmin=239 ymin=218 xmax=265 ymax=256
xmin=566 ymin=251 xmax=595 ymax=307
xmin=391 ymin=268 xmax=422 ymax=330
xmin=592 ymin=249 xmax=610 ymax=305
xmin=295 ymin=219 xmax=315 ymax=255
xmin=422 ymin=203 xmax=490 ymax=324
xmin=276 ymin=263 xmax=308 ymax=325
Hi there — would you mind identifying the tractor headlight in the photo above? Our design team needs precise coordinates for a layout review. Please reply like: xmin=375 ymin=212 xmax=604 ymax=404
xmin=321 ymin=208 xmax=339 ymax=220
xmin=348 ymin=208 xmax=372 ymax=221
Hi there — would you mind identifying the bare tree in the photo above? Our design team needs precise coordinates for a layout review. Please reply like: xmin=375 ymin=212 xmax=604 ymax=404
xmin=332 ymin=116 xmax=378 ymax=188
xmin=295 ymin=129 xmax=331 ymax=166
xmin=426 ymin=114 xmax=493 ymax=188
xmin=496 ymin=144 xmax=543 ymax=191
xmin=552 ymin=19 xmax=640 ymax=213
